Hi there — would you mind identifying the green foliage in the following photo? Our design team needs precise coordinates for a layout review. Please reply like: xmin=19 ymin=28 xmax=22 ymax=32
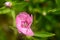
xmin=34 ymin=31 xmax=55 ymax=37
xmin=0 ymin=0 xmax=60 ymax=40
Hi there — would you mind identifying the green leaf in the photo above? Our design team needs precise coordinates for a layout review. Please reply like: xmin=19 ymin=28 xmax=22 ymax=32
xmin=52 ymin=9 xmax=60 ymax=15
xmin=0 ymin=7 xmax=11 ymax=14
xmin=34 ymin=31 xmax=55 ymax=38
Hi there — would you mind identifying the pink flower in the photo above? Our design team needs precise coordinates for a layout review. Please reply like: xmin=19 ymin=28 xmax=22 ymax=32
xmin=16 ymin=12 xmax=34 ymax=36
xmin=5 ymin=2 xmax=12 ymax=7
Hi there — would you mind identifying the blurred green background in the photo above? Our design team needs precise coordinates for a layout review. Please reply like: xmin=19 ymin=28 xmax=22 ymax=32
xmin=0 ymin=0 xmax=60 ymax=40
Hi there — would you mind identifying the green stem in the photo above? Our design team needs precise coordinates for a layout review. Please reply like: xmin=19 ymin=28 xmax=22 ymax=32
xmin=11 ymin=10 xmax=16 ymax=27
xmin=11 ymin=10 xmax=17 ymax=40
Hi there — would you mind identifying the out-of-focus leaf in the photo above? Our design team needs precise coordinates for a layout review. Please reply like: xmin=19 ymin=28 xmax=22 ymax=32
xmin=55 ymin=0 xmax=60 ymax=8
xmin=47 ymin=8 xmax=60 ymax=15
xmin=5 ymin=0 xmax=21 ymax=2
xmin=33 ymin=0 xmax=47 ymax=3
xmin=46 ymin=25 xmax=52 ymax=31
xmin=33 ymin=7 xmax=42 ymax=13
xmin=0 ymin=0 xmax=5 ymax=7
xmin=28 ymin=5 xmax=33 ymax=13
xmin=34 ymin=31 xmax=55 ymax=37
xmin=13 ymin=2 xmax=29 ymax=13
xmin=0 ymin=7 xmax=11 ymax=14
xmin=52 ymin=9 xmax=60 ymax=15
xmin=45 ymin=15 xmax=57 ymax=25
xmin=5 ymin=0 xmax=13 ymax=1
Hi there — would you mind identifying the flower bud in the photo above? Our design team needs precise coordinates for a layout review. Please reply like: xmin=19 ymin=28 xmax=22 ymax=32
xmin=43 ymin=11 xmax=46 ymax=16
xmin=5 ymin=2 xmax=12 ymax=7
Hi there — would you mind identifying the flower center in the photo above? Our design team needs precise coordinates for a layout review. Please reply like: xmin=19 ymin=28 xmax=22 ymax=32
xmin=21 ymin=21 xmax=28 ymax=28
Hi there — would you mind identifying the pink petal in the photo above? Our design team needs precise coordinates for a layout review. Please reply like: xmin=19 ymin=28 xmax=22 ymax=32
xmin=26 ymin=28 xmax=34 ymax=36
xmin=18 ymin=28 xmax=34 ymax=36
